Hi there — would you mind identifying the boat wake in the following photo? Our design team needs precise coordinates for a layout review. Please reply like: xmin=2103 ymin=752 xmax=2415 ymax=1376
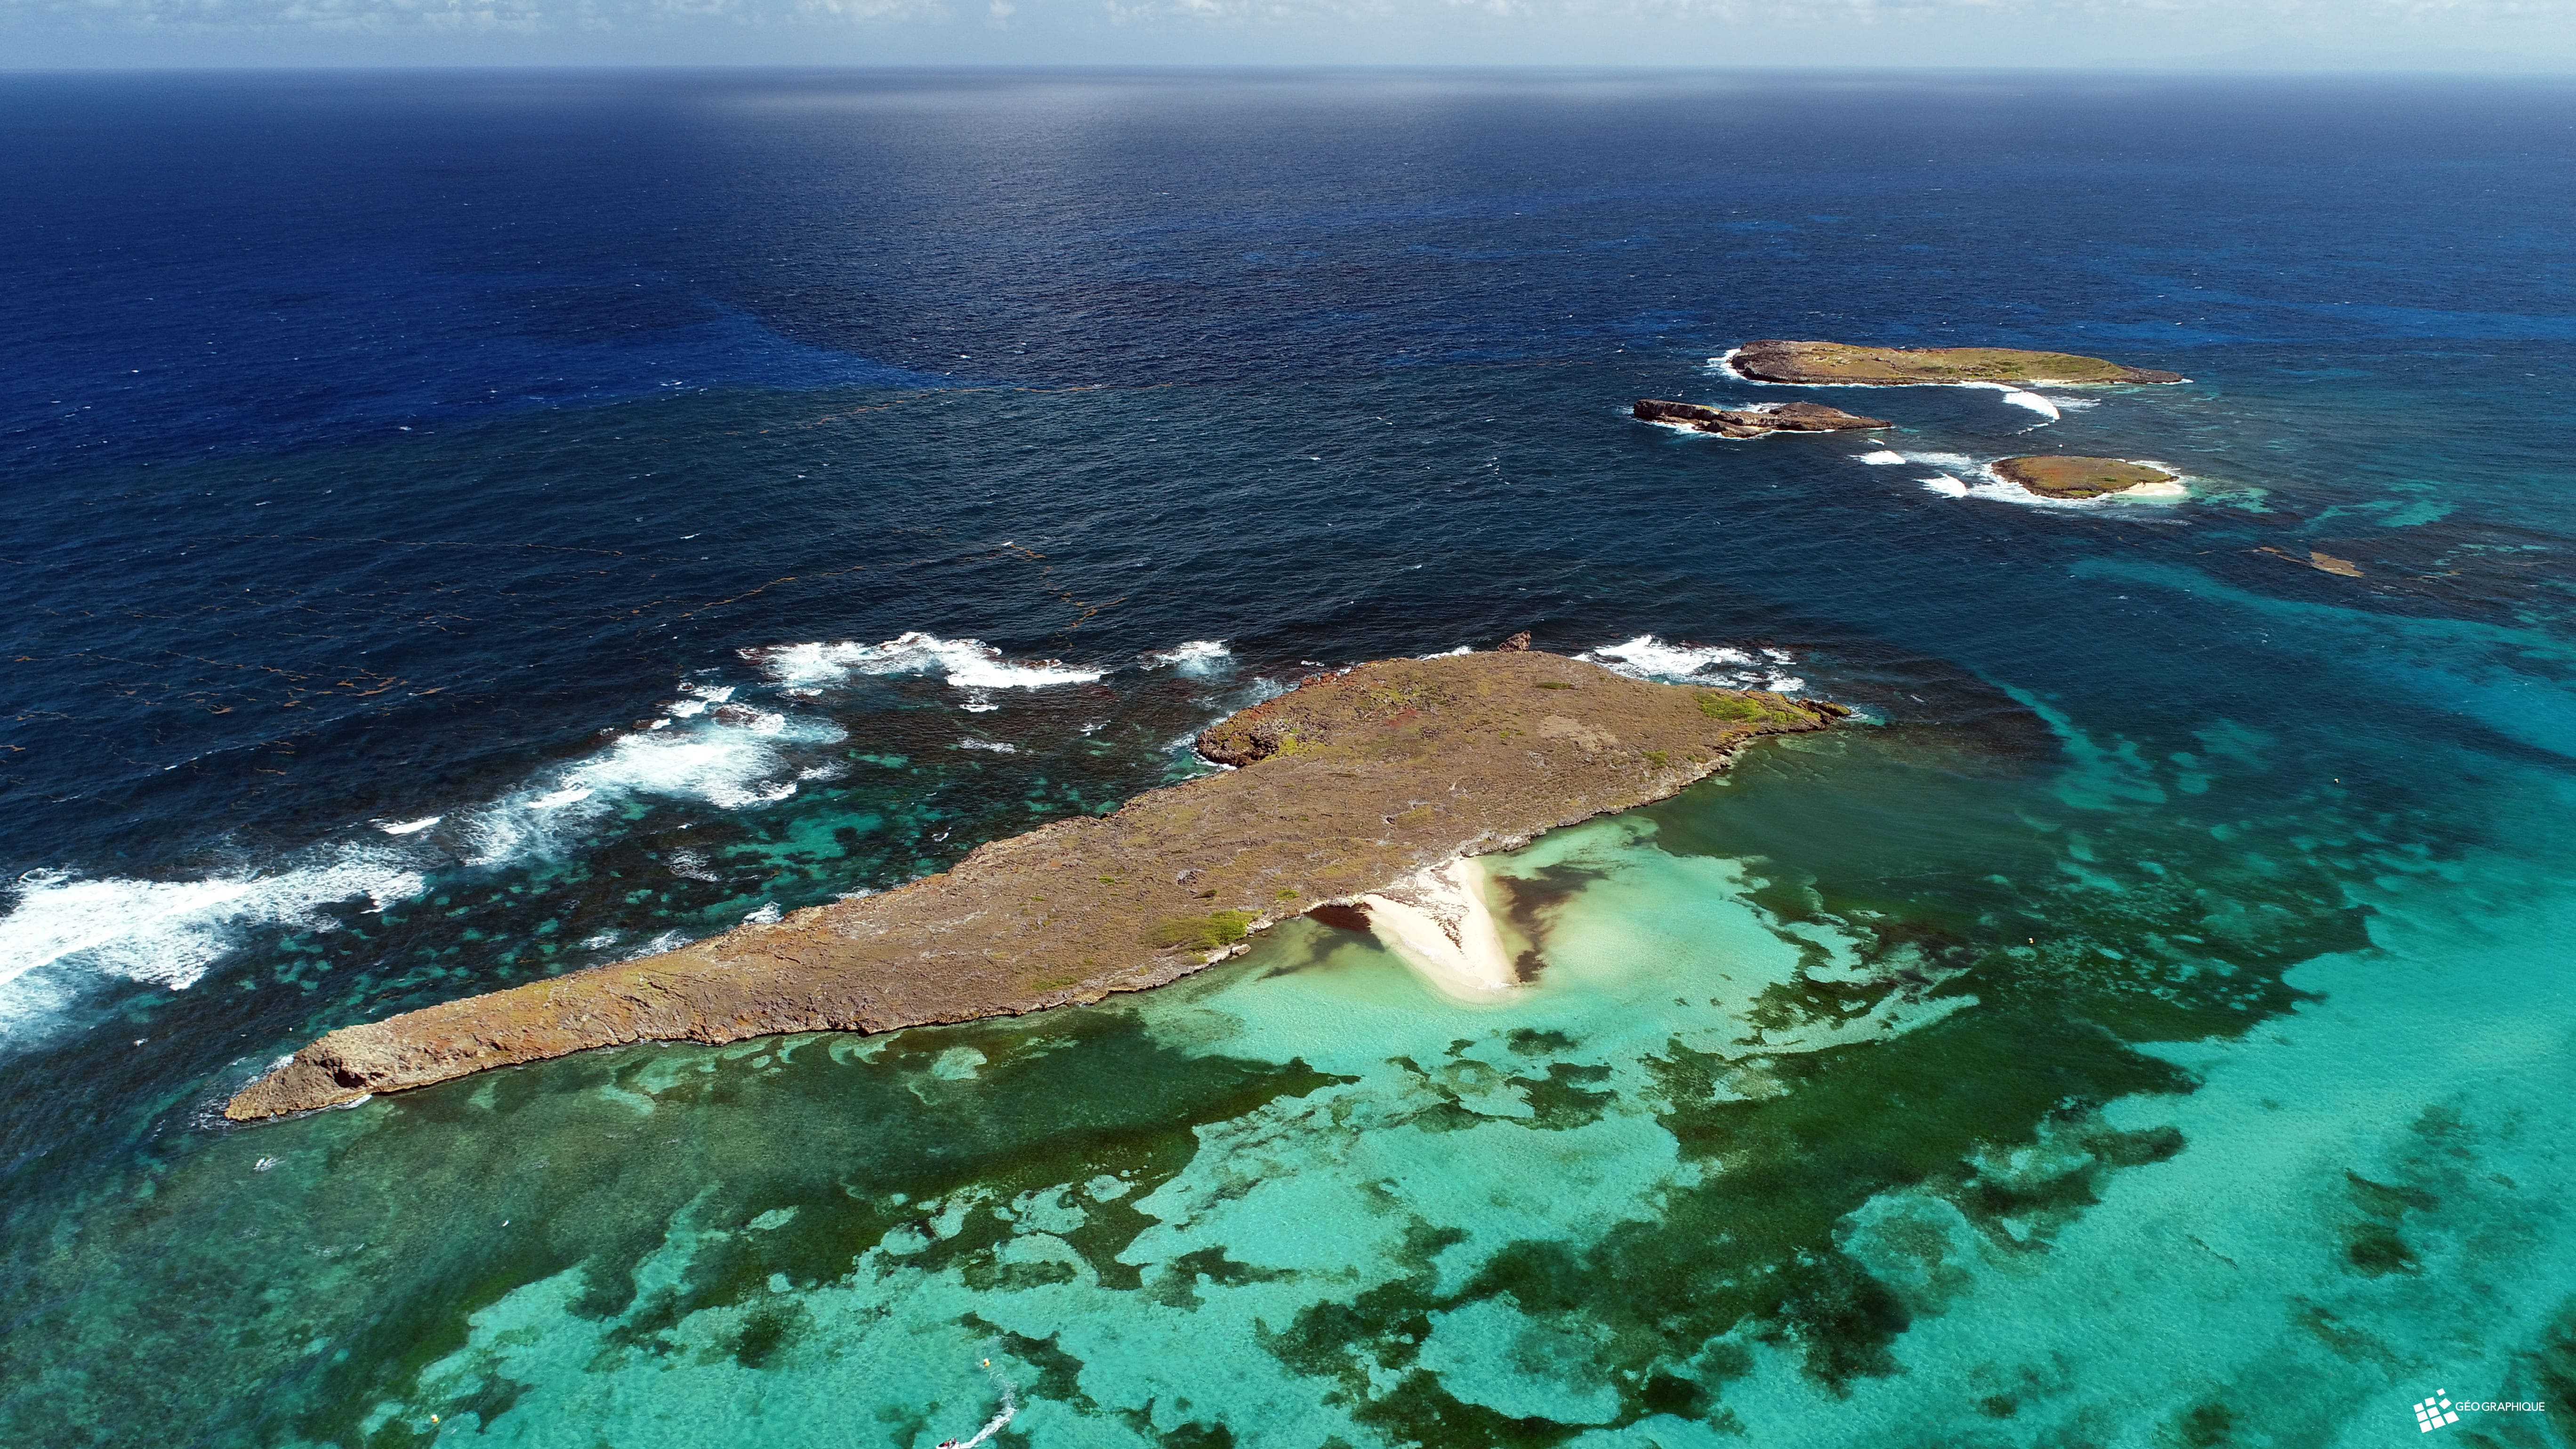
xmin=937 ymin=1361 xmax=1018 ymax=1449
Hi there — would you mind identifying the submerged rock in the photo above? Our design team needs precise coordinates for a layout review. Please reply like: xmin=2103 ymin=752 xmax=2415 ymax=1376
xmin=2259 ymin=546 xmax=2365 ymax=577
xmin=1992 ymin=456 xmax=2185 ymax=499
xmin=1728 ymin=339 xmax=2183 ymax=386
xmin=226 ymin=650 xmax=1844 ymax=1119
xmin=1633 ymin=397 xmax=1891 ymax=438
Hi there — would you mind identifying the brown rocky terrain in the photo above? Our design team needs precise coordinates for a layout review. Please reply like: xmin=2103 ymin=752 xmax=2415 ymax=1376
xmin=226 ymin=648 xmax=1845 ymax=1119
xmin=1632 ymin=398 xmax=1890 ymax=438
xmin=1992 ymin=455 xmax=2183 ymax=499
xmin=1728 ymin=339 xmax=2184 ymax=386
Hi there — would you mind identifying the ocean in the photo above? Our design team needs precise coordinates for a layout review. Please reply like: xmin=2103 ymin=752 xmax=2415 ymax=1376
xmin=3 ymin=69 xmax=2573 ymax=1448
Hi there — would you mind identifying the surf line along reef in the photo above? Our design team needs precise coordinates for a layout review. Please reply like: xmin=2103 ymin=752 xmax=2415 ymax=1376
xmin=226 ymin=645 xmax=1845 ymax=1120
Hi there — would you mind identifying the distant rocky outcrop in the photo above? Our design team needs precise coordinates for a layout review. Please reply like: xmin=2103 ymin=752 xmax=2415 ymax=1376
xmin=1992 ymin=456 xmax=2184 ymax=499
xmin=1728 ymin=339 xmax=2183 ymax=387
xmin=226 ymin=650 xmax=1844 ymax=1120
xmin=1633 ymin=398 xmax=1891 ymax=438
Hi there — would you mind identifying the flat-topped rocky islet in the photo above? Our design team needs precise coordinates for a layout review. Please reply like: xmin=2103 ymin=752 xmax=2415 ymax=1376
xmin=1993 ymin=455 xmax=2186 ymax=499
xmin=1728 ymin=339 xmax=2184 ymax=387
xmin=1632 ymin=398 xmax=1891 ymax=438
xmin=226 ymin=647 xmax=1847 ymax=1120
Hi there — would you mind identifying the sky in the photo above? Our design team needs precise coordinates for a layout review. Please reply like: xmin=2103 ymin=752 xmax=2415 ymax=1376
xmin=5 ymin=0 xmax=2575 ymax=76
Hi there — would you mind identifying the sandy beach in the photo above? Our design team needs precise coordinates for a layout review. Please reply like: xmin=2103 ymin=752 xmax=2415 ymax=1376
xmin=1360 ymin=856 xmax=1518 ymax=1001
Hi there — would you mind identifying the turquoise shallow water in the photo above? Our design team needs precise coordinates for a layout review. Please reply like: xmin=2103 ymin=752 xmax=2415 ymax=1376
xmin=7 ymin=72 xmax=2576 ymax=1449
xmin=16 ymin=686 xmax=2576 ymax=1447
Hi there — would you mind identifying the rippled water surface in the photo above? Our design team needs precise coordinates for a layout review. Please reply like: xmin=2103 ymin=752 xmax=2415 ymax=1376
xmin=3 ymin=71 xmax=2574 ymax=1449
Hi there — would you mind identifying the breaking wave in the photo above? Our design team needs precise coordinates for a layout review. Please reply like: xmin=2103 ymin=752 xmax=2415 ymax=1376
xmin=0 ymin=849 xmax=427 ymax=1034
xmin=744 ymin=633 xmax=1104 ymax=691
xmin=1143 ymin=639 xmax=1233 ymax=675
xmin=462 ymin=710 xmax=848 ymax=866
xmin=1961 ymin=381 xmax=2062 ymax=421
xmin=1580 ymin=635 xmax=1805 ymax=693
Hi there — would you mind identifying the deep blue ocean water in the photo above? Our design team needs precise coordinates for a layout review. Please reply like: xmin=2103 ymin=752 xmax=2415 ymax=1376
xmin=3 ymin=70 xmax=2575 ymax=1448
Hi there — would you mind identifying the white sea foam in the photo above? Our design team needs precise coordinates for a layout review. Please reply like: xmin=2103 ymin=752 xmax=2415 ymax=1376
xmin=462 ymin=712 xmax=847 ymax=865
xmin=1580 ymin=634 xmax=1809 ymax=694
xmin=946 ymin=1371 xmax=1019 ymax=1449
xmin=956 ymin=739 xmax=1021 ymax=754
xmin=745 ymin=633 xmax=1103 ymax=692
xmin=1855 ymin=451 xmax=1908 ymax=465
xmin=1144 ymin=639 xmax=1233 ymax=676
xmin=0 ymin=652 xmax=862 ymax=1030
xmin=1581 ymin=635 xmax=1755 ymax=679
xmin=1921 ymin=476 xmax=1971 ymax=497
xmin=0 ymin=850 xmax=428 ymax=1017
xmin=614 ymin=929 xmax=689 ymax=963
xmin=560 ymin=729 xmax=827 ymax=809
xmin=2000 ymin=389 xmax=2061 ymax=421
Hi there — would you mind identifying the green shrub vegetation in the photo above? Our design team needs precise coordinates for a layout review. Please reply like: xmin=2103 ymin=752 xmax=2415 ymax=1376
xmin=1143 ymin=910 xmax=1261 ymax=952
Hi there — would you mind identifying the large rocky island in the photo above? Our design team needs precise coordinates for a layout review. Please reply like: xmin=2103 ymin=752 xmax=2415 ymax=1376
xmin=226 ymin=647 xmax=1845 ymax=1119
xmin=1727 ymin=339 xmax=2184 ymax=387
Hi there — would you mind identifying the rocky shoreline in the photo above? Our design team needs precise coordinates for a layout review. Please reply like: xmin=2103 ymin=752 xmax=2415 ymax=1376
xmin=226 ymin=648 xmax=1844 ymax=1120
xmin=1991 ymin=455 xmax=2185 ymax=499
xmin=1632 ymin=397 xmax=1890 ymax=438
